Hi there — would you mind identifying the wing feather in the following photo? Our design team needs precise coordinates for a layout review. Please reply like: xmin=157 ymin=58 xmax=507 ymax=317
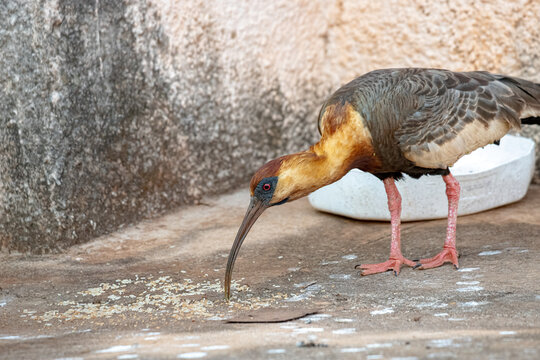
xmin=395 ymin=70 xmax=530 ymax=168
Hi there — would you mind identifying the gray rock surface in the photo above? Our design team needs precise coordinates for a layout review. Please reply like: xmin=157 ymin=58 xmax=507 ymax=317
xmin=2 ymin=1 xmax=165 ymax=252
xmin=1 ymin=0 xmax=539 ymax=253
xmin=0 ymin=1 xmax=325 ymax=253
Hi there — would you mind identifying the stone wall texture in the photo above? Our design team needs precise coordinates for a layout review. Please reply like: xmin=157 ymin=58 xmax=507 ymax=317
xmin=1 ymin=0 xmax=539 ymax=253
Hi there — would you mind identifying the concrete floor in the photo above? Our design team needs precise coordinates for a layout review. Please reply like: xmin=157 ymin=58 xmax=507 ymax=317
xmin=1 ymin=184 xmax=539 ymax=359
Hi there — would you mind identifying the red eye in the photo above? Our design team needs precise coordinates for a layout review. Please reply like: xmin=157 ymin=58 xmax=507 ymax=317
xmin=262 ymin=183 xmax=271 ymax=191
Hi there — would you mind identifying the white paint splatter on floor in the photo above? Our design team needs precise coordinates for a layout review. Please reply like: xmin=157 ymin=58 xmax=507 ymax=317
xmin=456 ymin=286 xmax=484 ymax=292
xmin=178 ymin=344 xmax=200 ymax=348
xmin=303 ymin=313 xmax=332 ymax=322
xmin=0 ymin=335 xmax=21 ymax=340
xmin=96 ymin=345 xmax=137 ymax=353
xmin=332 ymin=328 xmax=356 ymax=335
xmin=367 ymin=355 xmax=384 ymax=359
xmin=478 ymin=250 xmax=502 ymax=256
xmin=456 ymin=281 xmax=480 ymax=285
xmin=334 ymin=318 xmax=354 ymax=323
xmin=367 ymin=343 xmax=393 ymax=349
xmin=200 ymin=345 xmax=229 ymax=351
xmin=340 ymin=347 xmax=366 ymax=353
xmin=280 ymin=324 xmax=298 ymax=329
xmin=342 ymin=254 xmax=358 ymax=260
xmin=117 ymin=355 xmax=138 ymax=360
xmin=426 ymin=351 xmax=457 ymax=358
xmin=177 ymin=352 xmax=207 ymax=359
xmin=287 ymin=282 xmax=322 ymax=303
xmin=434 ymin=313 xmax=449 ymax=317
xmin=370 ymin=308 xmax=394 ymax=315
xmin=321 ymin=260 xmax=339 ymax=265
xmin=329 ymin=274 xmax=351 ymax=280
xmin=267 ymin=349 xmax=286 ymax=354
xmin=292 ymin=327 xmax=324 ymax=334
xmin=459 ymin=301 xmax=489 ymax=307
xmin=499 ymin=331 xmax=516 ymax=335
xmin=0 ymin=334 xmax=53 ymax=341
xmin=429 ymin=339 xmax=454 ymax=348
xmin=415 ymin=301 xmax=448 ymax=309
xmin=458 ymin=267 xmax=480 ymax=272
xmin=460 ymin=274 xmax=483 ymax=279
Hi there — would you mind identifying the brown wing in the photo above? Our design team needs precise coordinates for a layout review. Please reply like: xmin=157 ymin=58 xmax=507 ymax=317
xmin=395 ymin=70 xmax=539 ymax=169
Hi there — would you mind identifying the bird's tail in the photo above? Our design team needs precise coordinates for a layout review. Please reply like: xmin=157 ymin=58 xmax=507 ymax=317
xmin=522 ymin=116 xmax=540 ymax=125
xmin=519 ymin=79 xmax=540 ymax=123
xmin=522 ymin=80 xmax=540 ymax=125
xmin=502 ymin=77 xmax=540 ymax=125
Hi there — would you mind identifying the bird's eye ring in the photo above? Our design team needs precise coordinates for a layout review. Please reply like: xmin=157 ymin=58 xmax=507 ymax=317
xmin=262 ymin=183 xmax=271 ymax=191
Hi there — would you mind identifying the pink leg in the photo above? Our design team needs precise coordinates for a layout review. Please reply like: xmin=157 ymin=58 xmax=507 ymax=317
xmin=418 ymin=173 xmax=460 ymax=270
xmin=356 ymin=178 xmax=416 ymax=276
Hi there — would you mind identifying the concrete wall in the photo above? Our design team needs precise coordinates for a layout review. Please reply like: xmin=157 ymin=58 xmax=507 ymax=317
xmin=1 ymin=0 xmax=539 ymax=253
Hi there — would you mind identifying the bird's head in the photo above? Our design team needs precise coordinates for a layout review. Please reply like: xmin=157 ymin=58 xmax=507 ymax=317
xmin=248 ymin=157 xmax=292 ymax=206
xmin=224 ymin=155 xmax=309 ymax=299
xmin=248 ymin=151 xmax=322 ymax=205
xmin=224 ymin=150 xmax=330 ymax=299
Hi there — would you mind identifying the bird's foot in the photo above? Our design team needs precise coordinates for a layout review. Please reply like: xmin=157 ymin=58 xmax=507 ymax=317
xmin=355 ymin=256 xmax=416 ymax=276
xmin=416 ymin=245 xmax=459 ymax=270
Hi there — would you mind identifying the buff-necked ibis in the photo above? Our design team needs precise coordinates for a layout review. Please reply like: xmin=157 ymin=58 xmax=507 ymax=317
xmin=225 ymin=68 xmax=540 ymax=299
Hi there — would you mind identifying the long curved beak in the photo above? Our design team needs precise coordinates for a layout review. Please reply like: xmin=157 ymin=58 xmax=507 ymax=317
xmin=224 ymin=197 xmax=268 ymax=300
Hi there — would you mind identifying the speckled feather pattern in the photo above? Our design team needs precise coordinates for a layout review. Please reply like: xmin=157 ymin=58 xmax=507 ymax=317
xmin=320 ymin=68 xmax=540 ymax=173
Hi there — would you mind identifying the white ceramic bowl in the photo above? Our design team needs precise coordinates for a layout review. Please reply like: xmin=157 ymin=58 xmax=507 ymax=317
xmin=308 ymin=135 xmax=535 ymax=221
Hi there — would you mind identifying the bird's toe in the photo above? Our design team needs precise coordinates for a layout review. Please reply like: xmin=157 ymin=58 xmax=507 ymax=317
xmin=417 ymin=247 xmax=459 ymax=270
xmin=356 ymin=257 xmax=414 ymax=276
